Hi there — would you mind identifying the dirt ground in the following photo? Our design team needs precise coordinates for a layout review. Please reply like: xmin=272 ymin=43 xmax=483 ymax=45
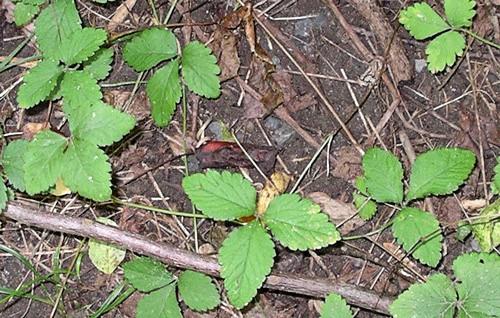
xmin=0 ymin=0 xmax=498 ymax=317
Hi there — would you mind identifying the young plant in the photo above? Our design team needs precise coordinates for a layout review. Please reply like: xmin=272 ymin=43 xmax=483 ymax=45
xmin=122 ymin=257 xmax=220 ymax=317
xmin=399 ymin=0 xmax=500 ymax=73
xmin=354 ymin=147 xmax=476 ymax=267
xmin=182 ymin=170 xmax=340 ymax=309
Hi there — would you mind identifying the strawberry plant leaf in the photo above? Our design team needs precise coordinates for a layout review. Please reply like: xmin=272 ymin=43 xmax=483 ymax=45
xmin=354 ymin=176 xmax=368 ymax=196
xmin=389 ymin=273 xmax=456 ymax=318
xmin=178 ymin=270 xmax=220 ymax=312
xmin=68 ymin=101 xmax=135 ymax=146
xmin=219 ymin=222 xmax=275 ymax=309
xmin=182 ymin=170 xmax=256 ymax=221
xmin=353 ymin=193 xmax=377 ymax=220
xmin=60 ymin=70 xmax=103 ymax=107
xmin=34 ymin=0 xmax=81 ymax=60
xmin=362 ymin=148 xmax=403 ymax=203
xmin=146 ymin=59 xmax=182 ymax=127
xmin=181 ymin=41 xmax=221 ymax=98
xmin=0 ymin=181 xmax=7 ymax=211
xmin=136 ymin=284 xmax=182 ymax=318
xmin=320 ymin=293 xmax=353 ymax=318
xmin=425 ymin=31 xmax=466 ymax=73
xmin=453 ymin=253 xmax=500 ymax=317
xmin=123 ymin=28 xmax=177 ymax=72
xmin=2 ymin=140 xmax=29 ymax=192
xmin=17 ymin=59 xmax=63 ymax=108
xmin=83 ymin=48 xmax=114 ymax=81
xmin=61 ymin=140 xmax=111 ymax=202
xmin=24 ymin=130 xmax=67 ymax=195
xmin=14 ymin=2 xmax=39 ymax=26
xmin=263 ymin=194 xmax=340 ymax=251
xmin=406 ymin=148 xmax=475 ymax=201
xmin=470 ymin=199 xmax=500 ymax=252
xmin=399 ymin=2 xmax=449 ymax=40
xmin=122 ymin=257 xmax=174 ymax=292
xmin=60 ymin=28 xmax=107 ymax=65
xmin=492 ymin=157 xmax=500 ymax=194
xmin=392 ymin=207 xmax=442 ymax=267
xmin=88 ymin=218 xmax=126 ymax=274
xmin=444 ymin=0 xmax=476 ymax=28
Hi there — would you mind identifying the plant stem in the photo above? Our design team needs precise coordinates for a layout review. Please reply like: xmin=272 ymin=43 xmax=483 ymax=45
xmin=342 ymin=221 xmax=394 ymax=241
xmin=460 ymin=28 xmax=500 ymax=49
xmin=112 ymin=197 xmax=208 ymax=219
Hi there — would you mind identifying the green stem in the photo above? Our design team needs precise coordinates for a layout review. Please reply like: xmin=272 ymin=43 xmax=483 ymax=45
xmin=460 ymin=28 xmax=500 ymax=50
xmin=112 ymin=198 xmax=208 ymax=219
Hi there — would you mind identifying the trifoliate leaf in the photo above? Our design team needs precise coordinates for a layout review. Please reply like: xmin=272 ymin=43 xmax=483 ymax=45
xmin=88 ymin=218 xmax=126 ymax=274
xmin=181 ymin=41 xmax=221 ymax=98
xmin=34 ymin=0 xmax=82 ymax=60
xmin=182 ymin=170 xmax=256 ymax=221
xmin=389 ymin=273 xmax=456 ymax=318
xmin=353 ymin=193 xmax=377 ymax=220
xmin=406 ymin=148 xmax=475 ymax=201
xmin=24 ymin=130 xmax=67 ymax=195
xmin=61 ymin=140 xmax=111 ymax=201
xmin=399 ymin=2 xmax=449 ymax=40
xmin=320 ymin=293 xmax=353 ymax=318
xmin=263 ymin=194 xmax=340 ymax=251
xmin=2 ymin=140 xmax=29 ymax=191
xmin=470 ymin=199 xmax=500 ymax=252
xmin=83 ymin=48 xmax=114 ymax=81
xmin=68 ymin=101 xmax=135 ymax=146
xmin=60 ymin=28 xmax=107 ymax=65
xmin=136 ymin=284 xmax=182 ymax=318
xmin=0 ymin=181 xmax=7 ymax=211
xmin=14 ymin=2 xmax=39 ymax=26
xmin=392 ymin=207 xmax=442 ymax=267
xmin=17 ymin=59 xmax=63 ymax=108
xmin=362 ymin=148 xmax=403 ymax=203
xmin=178 ymin=270 xmax=220 ymax=311
xmin=492 ymin=157 xmax=500 ymax=194
xmin=425 ymin=31 xmax=465 ymax=73
xmin=146 ymin=59 xmax=181 ymax=127
xmin=122 ymin=257 xmax=174 ymax=292
xmin=60 ymin=71 xmax=103 ymax=108
xmin=453 ymin=253 xmax=500 ymax=317
xmin=444 ymin=0 xmax=476 ymax=28
xmin=219 ymin=222 xmax=275 ymax=309
xmin=123 ymin=28 xmax=177 ymax=72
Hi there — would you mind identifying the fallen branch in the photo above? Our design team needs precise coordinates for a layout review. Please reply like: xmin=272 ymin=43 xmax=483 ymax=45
xmin=3 ymin=202 xmax=392 ymax=315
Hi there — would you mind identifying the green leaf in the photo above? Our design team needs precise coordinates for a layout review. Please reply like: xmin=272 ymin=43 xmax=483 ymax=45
xmin=146 ymin=59 xmax=181 ymax=127
xmin=444 ymin=0 xmax=476 ymax=28
xmin=61 ymin=140 xmax=111 ymax=202
xmin=219 ymin=222 xmax=275 ymax=309
xmin=34 ymin=0 xmax=82 ymax=60
xmin=453 ymin=253 xmax=500 ymax=317
xmin=392 ymin=207 xmax=443 ymax=267
xmin=60 ymin=28 xmax=107 ymax=65
xmin=88 ymin=218 xmax=126 ymax=274
xmin=406 ymin=148 xmax=475 ymax=201
xmin=0 ymin=181 xmax=7 ymax=211
xmin=492 ymin=157 xmax=500 ymax=195
xmin=470 ymin=199 xmax=500 ymax=253
xmin=17 ymin=59 xmax=63 ymax=108
xmin=24 ymin=130 xmax=67 ymax=195
xmin=182 ymin=170 xmax=256 ymax=221
xmin=83 ymin=48 xmax=114 ymax=81
xmin=399 ymin=2 xmax=449 ymax=40
xmin=178 ymin=270 xmax=220 ymax=311
xmin=425 ymin=31 xmax=466 ymax=73
xmin=14 ymin=2 xmax=39 ymax=26
xmin=362 ymin=148 xmax=403 ymax=203
xmin=354 ymin=176 xmax=368 ymax=196
xmin=68 ymin=101 xmax=135 ymax=146
xmin=136 ymin=284 xmax=182 ymax=318
xmin=389 ymin=273 xmax=456 ymax=318
xmin=263 ymin=194 xmax=340 ymax=251
xmin=60 ymin=71 xmax=103 ymax=108
xmin=122 ymin=257 xmax=174 ymax=292
xmin=320 ymin=293 xmax=353 ymax=318
xmin=123 ymin=28 xmax=177 ymax=72
xmin=181 ymin=41 xmax=221 ymax=98
xmin=2 ymin=140 xmax=29 ymax=191
xmin=353 ymin=193 xmax=377 ymax=220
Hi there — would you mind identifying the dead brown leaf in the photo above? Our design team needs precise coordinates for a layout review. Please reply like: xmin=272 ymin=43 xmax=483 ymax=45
xmin=272 ymin=71 xmax=317 ymax=113
xmin=107 ymin=0 xmax=137 ymax=33
xmin=23 ymin=122 xmax=49 ymax=140
xmin=103 ymin=90 xmax=149 ymax=121
xmin=330 ymin=146 xmax=362 ymax=182
xmin=209 ymin=27 xmax=240 ymax=81
xmin=256 ymin=171 xmax=291 ymax=216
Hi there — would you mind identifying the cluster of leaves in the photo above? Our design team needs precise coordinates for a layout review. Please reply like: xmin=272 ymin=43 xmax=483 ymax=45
xmin=399 ymin=0 xmax=476 ymax=73
xmin=354 ymin=147 xmax=476 ymax=267
xmin=122 ymin=257 xmax=220 ymax=317
xmin=390 ymin=252 xmax=500 ymax=317
xmin=182 ymin=170 xmax=340 ymax=309
xmin=123 ymin=28 xmax=221 ymax=127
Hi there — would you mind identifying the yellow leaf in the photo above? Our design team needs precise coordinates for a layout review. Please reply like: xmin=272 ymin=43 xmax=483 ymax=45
xmin=51 ymin=177 xmax=71 ymax=196
xmin=256 ymin=171 xmax=291 ymax=216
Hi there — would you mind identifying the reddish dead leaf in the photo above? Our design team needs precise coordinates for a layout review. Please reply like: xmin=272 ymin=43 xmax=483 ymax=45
xmin=23 ymin=122 xmax=49 ymax=140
